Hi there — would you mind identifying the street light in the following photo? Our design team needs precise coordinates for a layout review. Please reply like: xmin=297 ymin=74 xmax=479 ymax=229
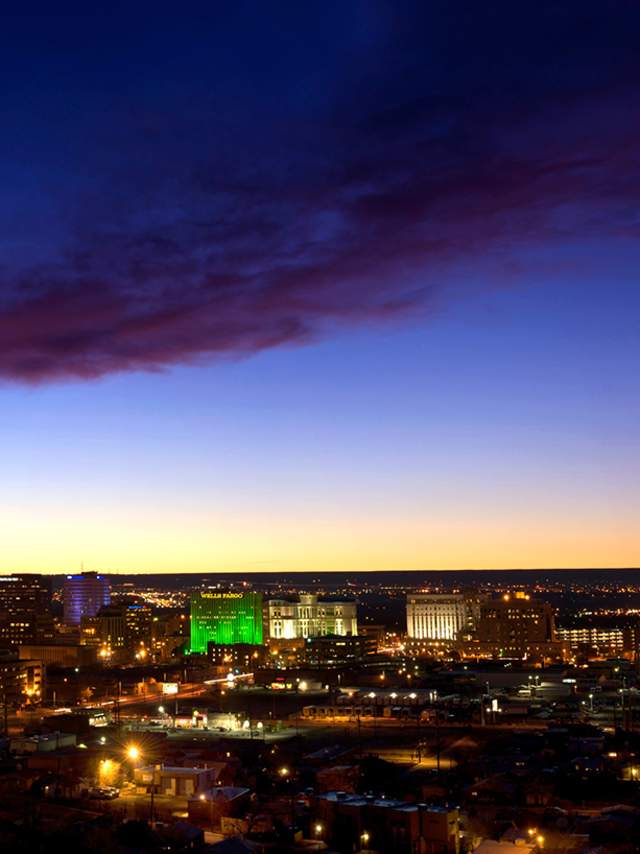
xmin=126 ymin=744 xmax=141 ymax=762
xmin=99 ymin=758 xmax=119 ymax=786
xmin=315 ymin=823 xmax=323 ymax=838
xmin=279 ymin=766 xmax=290 ymax=778
xmin=361 ymin=830 xmax=370 ymax=850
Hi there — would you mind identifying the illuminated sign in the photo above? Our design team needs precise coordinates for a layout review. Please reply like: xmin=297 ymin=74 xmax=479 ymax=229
xmin=201 ymin=592 xmax=244 ymax=599
xmin=162 ymin=682 xmax=179 ymax=695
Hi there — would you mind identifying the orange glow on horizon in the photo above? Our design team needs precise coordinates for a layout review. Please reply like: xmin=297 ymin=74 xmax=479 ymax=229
xmin=0 ymin=501 xmax=637 ymax=573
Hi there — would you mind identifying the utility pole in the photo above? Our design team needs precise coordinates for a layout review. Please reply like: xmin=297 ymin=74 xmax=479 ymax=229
xmin=149 ymin=768 xmax=156 ymax=827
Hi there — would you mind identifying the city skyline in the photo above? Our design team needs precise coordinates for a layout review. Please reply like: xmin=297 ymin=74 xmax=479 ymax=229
xmin=1 ymin=4 xmax=639 ymax=573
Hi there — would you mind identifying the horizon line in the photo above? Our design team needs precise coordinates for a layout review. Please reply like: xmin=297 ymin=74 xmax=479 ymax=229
xmin=3 ymin=566 xmax=639 ymax=577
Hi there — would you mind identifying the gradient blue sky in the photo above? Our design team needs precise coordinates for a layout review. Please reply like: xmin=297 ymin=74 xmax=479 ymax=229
xmin=1 ymin=3 xmax=639 ymax=571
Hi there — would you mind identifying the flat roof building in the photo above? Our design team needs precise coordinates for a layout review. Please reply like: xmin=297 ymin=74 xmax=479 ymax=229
xmin=315 ymin=792 xmax=461 ymax=854
xmin=63 ymin=571 xmax=110 ymax=626
xmin=475 ymin=592 xmax=558 ymax=659
xmin=407 ymin=593 xmax=472 ymax=641
xmin=268 ymin=594 xmax=357 ymax=639
xmin=190 ymin=591 xmax=263 ymax=653
xmin=0 ymin=574 xmax=53 ymax=648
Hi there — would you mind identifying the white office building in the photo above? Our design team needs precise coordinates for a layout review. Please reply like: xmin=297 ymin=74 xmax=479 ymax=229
xmin=268 ymin=594 xmax=357 ymax=639
xmin=406 ymin=593 xmax=471 ymax=640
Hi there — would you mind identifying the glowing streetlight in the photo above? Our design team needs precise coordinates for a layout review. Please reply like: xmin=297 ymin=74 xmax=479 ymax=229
xmin=126 ymin=744 xmax=141 ymax=762
xmin=536 ymin=836 xmax=545 ymax=848
xmin=315 ymin=823 xmax=323 ymax=837
xmin=279 ymin=766 xmax=290 ymax=777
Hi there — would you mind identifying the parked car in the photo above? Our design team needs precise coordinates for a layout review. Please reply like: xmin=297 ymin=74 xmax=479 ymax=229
xmin=88 ymin=786 xmax=119 ymax=800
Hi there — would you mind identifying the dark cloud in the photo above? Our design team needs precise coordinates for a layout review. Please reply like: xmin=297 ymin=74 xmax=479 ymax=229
xmin=1 ymin=2 xmax=639 ymax=382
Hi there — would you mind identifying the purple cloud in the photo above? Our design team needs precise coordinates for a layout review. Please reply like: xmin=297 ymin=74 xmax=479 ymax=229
xmin=1 ymin=24 xmax=639 ymax=382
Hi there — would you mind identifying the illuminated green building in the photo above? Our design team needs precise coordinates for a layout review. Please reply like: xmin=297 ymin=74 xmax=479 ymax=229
xmin=190 ymin=591 xmax=263 ymax=653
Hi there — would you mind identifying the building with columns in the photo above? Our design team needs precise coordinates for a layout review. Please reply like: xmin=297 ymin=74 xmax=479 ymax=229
xmin=406 ymin=593 xmax=474 ymax=641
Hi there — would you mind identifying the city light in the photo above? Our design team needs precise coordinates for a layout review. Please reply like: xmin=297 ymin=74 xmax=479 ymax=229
xmin=126 ymin=745 xmax=141 ymax=762
xmin=99 ymin=758 xmax=119 ymax=785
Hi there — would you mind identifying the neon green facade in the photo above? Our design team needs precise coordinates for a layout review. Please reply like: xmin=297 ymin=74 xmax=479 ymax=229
xmin=190 ymin=591 xmax=263 ymax=652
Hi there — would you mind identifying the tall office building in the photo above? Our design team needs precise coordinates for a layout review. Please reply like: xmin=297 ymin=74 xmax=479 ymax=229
xmin=475 ymin=592 xmax=557 ymax=658
xmin=0 ymin=574 xmax=53 ymax=648
xmin=190 ymin=591 xmax=263 ymax=653
xmin=63 ymin=571 xmax=111 ymax=625
xmin=268 ymin=594 xmax=357 ymax=639
xmin=406 ymin=593 xmax=474 ymax=640
xmin=82 ymin=602 xmax=153 ymax=650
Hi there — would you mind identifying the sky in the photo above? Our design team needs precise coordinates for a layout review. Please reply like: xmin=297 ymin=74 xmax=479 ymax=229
xmin=1 ymin=2 xmax=639 ymax=573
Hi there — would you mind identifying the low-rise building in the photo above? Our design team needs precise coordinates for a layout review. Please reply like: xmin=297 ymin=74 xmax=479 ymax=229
xmin=188 ymin=786 xmax=251 ymax=828
xmin=10 ymin=732 xmax=77 ymax=754
xmin=134 ymin=763 xmax=232 ymax=797
xmin=0 ymin=656 xmax=44 ymax=704
xmin=18 ymin=643 xmax=96 ymax=667
xmin=207 ymin=643 xmax=266 ymax=670
xmin=314 ymin=792 xmax=461 ymax=854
